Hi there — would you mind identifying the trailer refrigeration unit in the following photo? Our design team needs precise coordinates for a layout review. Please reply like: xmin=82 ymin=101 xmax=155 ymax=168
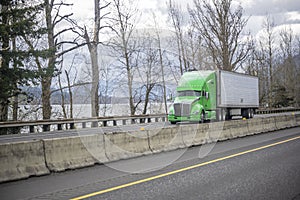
xmin=168 ymin=70 xmax=259 ymax=124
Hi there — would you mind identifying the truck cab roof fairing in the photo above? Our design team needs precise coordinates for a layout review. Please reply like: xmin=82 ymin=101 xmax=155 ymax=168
xmin=177 ymin=71 xmax=215 ymax=92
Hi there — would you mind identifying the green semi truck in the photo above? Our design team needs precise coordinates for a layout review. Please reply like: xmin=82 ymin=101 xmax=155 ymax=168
xmin=168 ymin=70 xmax=259 ymax=124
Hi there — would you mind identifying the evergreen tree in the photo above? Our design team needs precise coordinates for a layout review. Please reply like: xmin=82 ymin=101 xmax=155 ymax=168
xmin=0 ymin=0 xmax=47 ymax=128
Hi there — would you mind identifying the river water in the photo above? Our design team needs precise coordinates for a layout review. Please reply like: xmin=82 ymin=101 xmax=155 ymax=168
xmin=12 ymin=103 xmax=170 ymax=121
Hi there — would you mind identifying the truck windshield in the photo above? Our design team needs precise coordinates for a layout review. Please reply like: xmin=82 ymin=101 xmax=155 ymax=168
xmin=177 ymin=90 xmax=201 ymax=97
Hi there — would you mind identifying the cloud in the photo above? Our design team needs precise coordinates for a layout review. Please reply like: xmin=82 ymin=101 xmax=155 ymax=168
xmin=242 ymin=0 xmax=300 ymax=16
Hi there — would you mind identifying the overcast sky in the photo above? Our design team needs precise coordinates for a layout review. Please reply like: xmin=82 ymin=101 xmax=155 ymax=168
xmin=69 ymin=0 xmax=300 ymax=38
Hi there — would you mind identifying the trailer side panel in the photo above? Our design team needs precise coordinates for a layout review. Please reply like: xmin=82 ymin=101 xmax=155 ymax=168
xmin=217 ymin=70 xmax=259 ymax=108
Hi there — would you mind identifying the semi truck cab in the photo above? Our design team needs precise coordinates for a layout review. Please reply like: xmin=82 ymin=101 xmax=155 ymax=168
xmin=168 ymin=71 xmax=217 ymax=124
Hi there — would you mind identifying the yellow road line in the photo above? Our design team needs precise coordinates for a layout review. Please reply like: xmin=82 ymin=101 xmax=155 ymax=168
xmin=70 ymin=135 xmax=300 ymax=200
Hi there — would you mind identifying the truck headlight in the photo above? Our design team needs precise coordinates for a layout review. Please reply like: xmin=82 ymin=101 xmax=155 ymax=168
xmin=192 ymin=110 xmax=200 ymax=115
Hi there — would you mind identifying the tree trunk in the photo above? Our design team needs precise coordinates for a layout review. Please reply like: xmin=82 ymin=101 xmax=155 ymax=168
xmin=58 ymin=74 xmax=67 ymax=118
xmin=43 ymin=0 xmax=55 ymax=120
xmin=0 ymin=4 xmax=9 ymax=134
xmin=155 ymin=27 xmax=168 ymax=114
xmin=158 ymin=41 xmax=168 ymax=114
xmin=0 ymin=103 xmax=8 ymax=122
xmin=42 ymin=76 xmax=52 ymax=120
xmin=89 ymin=44 xmax=99 ymax=118
xmin=125 ymin=50 xmax=135 ymax=116
xmin=83 ymin=0 xmax=102 ymax=118
xmin=12 ymin=95 xmax=18 ymax=121
xmin=142 ymin=88 xmax=151 ymax=115
xmin=65 ymin=70 xmax=73 ymax=118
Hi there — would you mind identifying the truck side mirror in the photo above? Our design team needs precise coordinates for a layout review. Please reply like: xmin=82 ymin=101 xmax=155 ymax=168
xmin=206 ymin=92 xmax=209 ymax=99
xmin=167 ymin=93 xmax=173 ymax=101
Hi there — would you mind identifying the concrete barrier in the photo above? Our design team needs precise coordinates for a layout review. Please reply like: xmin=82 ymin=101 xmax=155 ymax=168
xmin=262 ymin=117 xmax=277 ymax=132
xmin=220 ymin=121 xmax=235 ymax=140
xmin=181 ymin=123 xmax=207 ymax=146
xmin=296 ymin=114 xmax=300 ymax=126
xmin=104 ymin=131 xmax=151 ymax=162
xmin=229 ymin=120 xmax=249 ymax=138
xmin=275 ymin=115 xmax=289 ymax=129
xmin=148 ymin=126 xmax=185 ymax=153
xmin=206 ymin=121 xmax=225 ymax=142
xmin=1 ymin=114 xmax=299 ymax=183
xmin=287 ymin=114 xmax=297 ymax=127
xmin=275 ymin=115 xmax=297 ymax=129
xmin=247 ymin=118 xmax=264 ymax=135
xmin=43 ymin=134 xmax=107 ymax=172
xmin=0 ymin=141 xmax=49 ymax=183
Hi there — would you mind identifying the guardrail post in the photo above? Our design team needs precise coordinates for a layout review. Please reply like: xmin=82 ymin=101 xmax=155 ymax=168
xmin=103 ymin=121 xmax=107 ymax=127
xmin=70 ymin=123 xmax=75 ymax=129
xmin=113 ymin=120 xmax=117 ymax=126
xmin=43 ymin=124 xmax=50 ymax=132
xmin=92 ymin=121 xmax=98 ymax=128
xmin=147 ymin=118 xmax=151 ymax=123
xmin=57 ymin=124 xmax=62 ymax=131
xmin=29 ymin=125 xmax=34 ymax=133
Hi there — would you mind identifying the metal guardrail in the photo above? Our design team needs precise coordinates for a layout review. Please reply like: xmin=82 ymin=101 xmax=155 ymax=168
xmin=1 ymin=107 xmax=299 ymax=134
xmin=255 ymin=107 xmax=300 ymax=114
xmin=0 ymin=114 xmax=167 ymax=134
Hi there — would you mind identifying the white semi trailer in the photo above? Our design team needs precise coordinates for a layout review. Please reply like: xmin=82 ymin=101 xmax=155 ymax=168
xmin=216 ymin=70 xmax=259 ymax=120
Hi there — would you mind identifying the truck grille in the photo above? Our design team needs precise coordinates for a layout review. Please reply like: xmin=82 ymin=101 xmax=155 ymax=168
xmin=174 ymin=103 xmax=191 ymax=117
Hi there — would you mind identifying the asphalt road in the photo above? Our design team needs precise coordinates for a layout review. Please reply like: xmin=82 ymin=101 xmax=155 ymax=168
xmin=0 ymin=112 xmax=299 ymax=144
xmin=0 ymin=127 xmax=299 ymax=200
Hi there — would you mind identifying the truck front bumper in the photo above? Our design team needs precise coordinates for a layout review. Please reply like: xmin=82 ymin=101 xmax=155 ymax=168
xmin=168 ymin=114 xmax=200 ymax=123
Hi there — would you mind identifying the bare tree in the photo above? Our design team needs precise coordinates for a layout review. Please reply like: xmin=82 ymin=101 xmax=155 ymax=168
xmin=135 ymin=33 xmax=162 ymax=114
xmin=74 ymin=0 xmax=111 ymax=118
xmin=168 ymin=0 xmax=188 ymax=74
xmin=279 ymin=27 xmax=298 ymax=106
xmin=57 ymin=53 xmax=80 ymax=119
xmin=185 ymin=25 xmax=213 ymax=70
xmin=99 ymin=58 xmax=115 ymax=117
xmin=258 ymin=15 xmax=276 ymax=107
xmin=152 ymin=13 xmax=168 ymax=114
xmin=41 ymin=0 xmax=87 ymax=122
xmin=189 ymin=0 xmax=251 ymax=71
xmin=110 ymin=0 xmax=139 ymax=115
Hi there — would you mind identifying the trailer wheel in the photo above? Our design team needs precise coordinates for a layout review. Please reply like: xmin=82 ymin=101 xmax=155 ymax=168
xmin=222 ymin=109 xmax=227 ymax=121
xmin=242 ymin=109 xmax=251 ymax=119
xmin=250 ymin=109 xmax=254 ymax=118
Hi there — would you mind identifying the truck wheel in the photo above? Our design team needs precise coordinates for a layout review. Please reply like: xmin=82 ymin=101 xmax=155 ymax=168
xmin=217 ymin=109 xmax=226 ymax=121
xmin=200 ymin=112 xmax=205 ymax=123
xmin=216 ymin=110 xmax=222 ymax=121
xmin=170 ymin=121 xmax=177 ymax=125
